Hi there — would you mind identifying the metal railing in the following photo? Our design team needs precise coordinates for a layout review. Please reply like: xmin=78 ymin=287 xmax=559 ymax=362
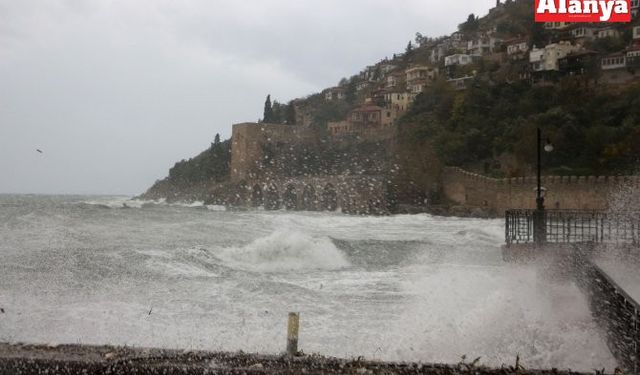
xmin=505 ymin=209 xmax=640 ymax=245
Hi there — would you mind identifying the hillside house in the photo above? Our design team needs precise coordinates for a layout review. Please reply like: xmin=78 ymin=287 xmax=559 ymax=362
xmin=384 ymin=91 xmax=414 ymax=112
xmin=405 ymin=66 xmax=438 ymax=94
xmin=600 ymin=52 xmax=638 ymax=85
xmin=447 ymin=76 xmax=474 ymax=91
xmin=633 ymin=26 xmax=640 ymax=40
xmin=430 ymin=44 xmax=447 ymax=64
xmin=323 ymin=87 xmax=345 ymax=101
xmin=627 ymin=46 xmax=640 ymax=68
xmin=467 ymin=36 xmax=502 ymax=56
xmin=505 ymin=38 xmax=529 ymax=60
xmin=450 ymin=32 xmax=467 ymax=50
xmin=385 ymin=72 xmax=403 ymax=89
xmin=545 ymin=22 xmax=573 ymax=30
xmin=529 ymin=42 xmax=580 ymax=72
xmin=601 ymin=54 xmax=626 ymax=71
xmin=558 ymin=50 xmax=598 ymax=77
xmin=327 ymin=104 xmax=397 ymax=137
xmin=350 ymin=105 xmax=393 ymax=125
xmin=451 ymin=32 xmax=463 ymax=43
xmin=596 ymin=26 xmax=620 ymax=39
xmin=632 ymin=0 xmax=639 ymax=16
xmin=445 ymin=54 xmax=475 ymax=67
xmin=569 ymin=25 xmax=598 ymax=42
xmin=356 ymin=80 xmax=375 ymax=92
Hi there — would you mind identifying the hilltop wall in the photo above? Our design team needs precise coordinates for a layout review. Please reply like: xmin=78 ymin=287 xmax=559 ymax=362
xmin=442 ymin=167 xmax=640 ymax=214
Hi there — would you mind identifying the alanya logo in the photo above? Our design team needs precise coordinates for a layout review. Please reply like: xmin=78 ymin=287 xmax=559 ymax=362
xmin=535 ymin=0 xmax=631 ymax=22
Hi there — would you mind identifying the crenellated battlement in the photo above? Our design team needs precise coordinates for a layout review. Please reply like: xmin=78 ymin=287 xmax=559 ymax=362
xmin=444 ymin=167 xmax=640 ymax=187
xmin=442 ymin=167 xmax=639 ymax=213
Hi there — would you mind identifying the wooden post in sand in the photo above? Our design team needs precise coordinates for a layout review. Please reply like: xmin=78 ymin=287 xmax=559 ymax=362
xmin=286 ymin=312 xmax=299 ymax=356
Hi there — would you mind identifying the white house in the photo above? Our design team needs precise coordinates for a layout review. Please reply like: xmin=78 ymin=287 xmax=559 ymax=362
xmin=430 ymin=44 xmax=447 ymax=64
xmin=600 ymin=52 xmax=639 ymax=85
xmin=570 ymin=25 xmax=598 ymax=41
xmin=529 ymin=42 xmax=580 ymax=72
xmin=323 ymin=87 xmax=345 ymax=101
xmin=467 ymin=36 xmax=502 ymax=56
xmin=601 ymin=54 xmax=626 ymax=70
xmin=506 ymin=38 xmax=529 ymax=59
xmin=356 ymin=81 xmax=374 ymax=92
xmin=596 ymin=26 xmax=620 ymax=39
xmin=627 ymin=47 xmax=640 ymax=60
xmin=445 ymin=54 xmax=475 ymax=67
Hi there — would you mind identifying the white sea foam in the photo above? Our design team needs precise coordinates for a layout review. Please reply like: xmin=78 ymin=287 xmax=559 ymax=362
xmin=219 ymin=229 xmax=350 ymax=272
xmin=81 ymin=196 xmax=164 ymax=209
xmin=80 ymin=197 xmax=219 ymax=210
xmin=206 ymin=205 xmax=226 ymax=211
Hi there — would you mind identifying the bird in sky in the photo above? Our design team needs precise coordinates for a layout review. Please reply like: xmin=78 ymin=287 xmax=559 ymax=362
xmin=36 ymin=149 xmax=43 ymax=154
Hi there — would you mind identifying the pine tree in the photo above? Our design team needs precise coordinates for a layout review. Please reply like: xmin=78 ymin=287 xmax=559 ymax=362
xmin=214 ymin=133 xmax=220 ymax=144
xmin=263 ymin=94 xmax=274 ymax=123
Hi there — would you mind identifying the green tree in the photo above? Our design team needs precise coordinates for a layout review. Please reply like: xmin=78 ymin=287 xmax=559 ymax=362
xmin=285 ymin=101 xmax=296 ymax=125
xmin=263 ymin=94 xmax=273 ymax=123
xmin=405 ymin=41 xmax=413 ymax=54
xmin=272 ymin=100 xmax=283 ymax=123
xmin=459 ymin=14 xmax=479 ymax=33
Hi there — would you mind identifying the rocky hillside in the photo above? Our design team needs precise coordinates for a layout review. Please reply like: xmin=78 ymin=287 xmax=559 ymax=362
xmin=143 ymin=0 xmax=640 ymax=204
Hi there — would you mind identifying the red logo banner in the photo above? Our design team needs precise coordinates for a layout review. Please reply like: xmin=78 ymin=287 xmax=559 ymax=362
xmin=535 ymin=0 xmax=631 ymax=22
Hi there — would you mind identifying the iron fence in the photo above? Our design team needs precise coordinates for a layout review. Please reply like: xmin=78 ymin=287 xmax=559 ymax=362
xmin=505 ymin=209 xmax=640 ymax=245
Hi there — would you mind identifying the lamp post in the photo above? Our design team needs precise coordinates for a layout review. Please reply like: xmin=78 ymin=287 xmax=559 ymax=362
xmin=534 ymin=127 xmax=553 ymax=246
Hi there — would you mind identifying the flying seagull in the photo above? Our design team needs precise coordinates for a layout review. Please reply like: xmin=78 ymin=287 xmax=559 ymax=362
xmin=36 ymin=149 xmax=43 ymax=154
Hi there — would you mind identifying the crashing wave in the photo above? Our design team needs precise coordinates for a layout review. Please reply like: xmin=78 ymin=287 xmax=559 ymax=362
xmin=219 ymin=229 xmax=351 ymax=272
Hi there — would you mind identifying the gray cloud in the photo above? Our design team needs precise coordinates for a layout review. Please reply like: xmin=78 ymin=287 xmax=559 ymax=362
xmin=0 ymin=0 xmax=496 ymax=195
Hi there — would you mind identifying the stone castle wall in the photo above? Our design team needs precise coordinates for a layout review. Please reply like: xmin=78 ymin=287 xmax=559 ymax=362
xmin=442 ymin=167 xmax=640 ymax=214
xmin=228 ymin=122 xmax=391 ymax=214
xmin=230 ymin=123 xmax=316 ymax=182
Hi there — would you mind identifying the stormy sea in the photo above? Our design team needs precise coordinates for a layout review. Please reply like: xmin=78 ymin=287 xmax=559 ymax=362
xmin=0 ymin=195 xmax=616 ymax=370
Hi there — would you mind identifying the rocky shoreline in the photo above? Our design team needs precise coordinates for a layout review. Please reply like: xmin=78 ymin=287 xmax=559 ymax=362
xmin=0 ymin=343 xmax=596 ymax=375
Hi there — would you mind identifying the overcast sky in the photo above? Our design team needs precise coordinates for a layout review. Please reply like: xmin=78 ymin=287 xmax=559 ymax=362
xmin=1 ymin=0 xmax=496 ymax=195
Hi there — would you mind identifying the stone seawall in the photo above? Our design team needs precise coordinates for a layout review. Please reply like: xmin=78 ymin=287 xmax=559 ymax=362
xmin=0 ymin=343 xmax=597 ymax=374
xmin=442 ymin=167 xmax=640 ymax=214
